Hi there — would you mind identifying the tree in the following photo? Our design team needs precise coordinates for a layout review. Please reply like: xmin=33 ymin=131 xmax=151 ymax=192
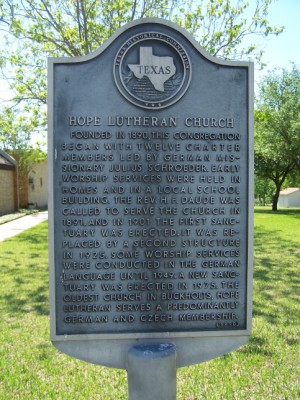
xmin=285 ymin=170 xmax=300 ymax=188
xmin=255 ymin=64 xmax=300 ymax=211
xmin=0 ymin=0 xmax=283 ymax=113
xmin=0 ymin=106 xmax=46 ymax=207
xmin=254 ymin=176 xmax=273 ymax=206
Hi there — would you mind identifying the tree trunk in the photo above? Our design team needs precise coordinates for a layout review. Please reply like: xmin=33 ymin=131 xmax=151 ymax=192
xmin=272 ymin=186 xmax=281 ymax=211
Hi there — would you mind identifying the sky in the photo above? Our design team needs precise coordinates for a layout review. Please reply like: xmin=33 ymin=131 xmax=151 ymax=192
xmin=254 ymin=0 xmax=300 ymax=84
xmin=0 ymin=0 xmax=299 ymax=102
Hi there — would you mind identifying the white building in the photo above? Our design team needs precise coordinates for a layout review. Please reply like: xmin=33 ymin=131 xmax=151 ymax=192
xmin=278 ymin=188 xmax=300 ymax=208
xmin=28 ymin=159 xmax=48 ymax=208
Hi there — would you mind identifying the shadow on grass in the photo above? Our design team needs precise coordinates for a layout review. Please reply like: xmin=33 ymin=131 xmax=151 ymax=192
xmin=2 ymin=285 xmax=49 ymax=316
xmin=239 ymin=335 xmax=274 ymax=357
xmin=254 ymin=208 xmax=300 ymax=218
xmin=19 ymin=230 xmax=49 ymax=247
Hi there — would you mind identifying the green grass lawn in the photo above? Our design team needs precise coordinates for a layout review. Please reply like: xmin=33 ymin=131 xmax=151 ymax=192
xmin=0 ymin=209 xmax=299 ymax=399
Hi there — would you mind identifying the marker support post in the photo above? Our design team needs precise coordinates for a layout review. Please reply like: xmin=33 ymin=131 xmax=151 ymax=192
xmin=127 ymin=343 xmax=177 ymax=400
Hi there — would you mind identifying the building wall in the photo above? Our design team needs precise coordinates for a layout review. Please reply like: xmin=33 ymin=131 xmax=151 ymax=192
xmin=278 ymin=190 xmax=300 ymax=207
xmin=0 ymin=150 xmax=18 ymax=215
xmin=286 ymin=191 xmax=300 ymax=207
xmin=0 ymin=169 xmax=17 ymax=215
xmin=18 ymin=171 xmax=29 ymax=208
xmin=28 ymin=160 xmax=48 ymax=208
xmin=278 ymin=195 xmax=288 ymax=207
xmin=0 ymin=152 xmax=48 ymax=214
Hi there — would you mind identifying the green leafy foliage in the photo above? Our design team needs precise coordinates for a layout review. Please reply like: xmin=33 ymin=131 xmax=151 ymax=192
xmin=0 ymin=106 xmax=46 ymax=184
xmin=254 ymin=176 xmax=273 ymax=205
xmin=0 ymin=1 xmax=282 ymax=111
xmin=255 ymin=64 xmax=300 ymax=210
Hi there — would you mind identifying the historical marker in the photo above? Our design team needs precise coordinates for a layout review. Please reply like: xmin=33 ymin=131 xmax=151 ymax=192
xmin=48 ymin=18 xmax=253 ymax=370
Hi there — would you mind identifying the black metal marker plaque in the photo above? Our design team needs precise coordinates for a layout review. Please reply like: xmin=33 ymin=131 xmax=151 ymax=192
xmin=48 ymin=19 xmax=254 ymax=368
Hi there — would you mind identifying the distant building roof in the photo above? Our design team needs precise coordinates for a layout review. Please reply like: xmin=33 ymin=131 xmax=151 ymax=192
xmin=0 ymin=149 xmax=17 ymax=169
xmin=279 ymin=188 xmax=300 ymax=196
